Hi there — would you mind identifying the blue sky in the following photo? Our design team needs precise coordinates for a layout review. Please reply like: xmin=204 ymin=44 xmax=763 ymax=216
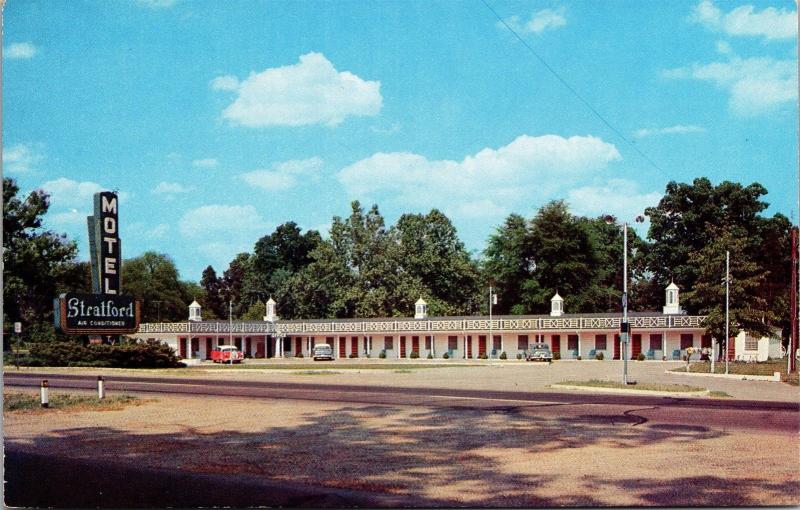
xmin=4 ymin=0 xmax=797 ymax=282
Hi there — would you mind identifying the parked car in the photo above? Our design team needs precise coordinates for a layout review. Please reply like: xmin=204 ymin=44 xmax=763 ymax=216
xmin=211 ymin=345 xmax=244 ymax=363
xmin=312 ymin=344 xmax=334 ymax=361
xmin=525 ymin=343 xmax=553 ymax=362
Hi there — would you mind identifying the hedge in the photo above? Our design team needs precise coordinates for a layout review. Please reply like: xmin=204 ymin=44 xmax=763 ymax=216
xmin=18 ymin=340 xmax=183 ymax=368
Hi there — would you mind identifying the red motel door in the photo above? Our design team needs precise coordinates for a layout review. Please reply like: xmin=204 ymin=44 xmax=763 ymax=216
xmin=411 ymin=336 xmax=419 ymax=355
xmin=631 ymin=334 xmax=642 ymax=359
xmin=400 ymin=337 xmax=407 ymax=357
xmin=478 ymin=336 xmax=486 ymax=357
xmin=613 ymin=334 xmax=620 ymax=360
xmin=339 ymin=338 xmax=346 ymax=358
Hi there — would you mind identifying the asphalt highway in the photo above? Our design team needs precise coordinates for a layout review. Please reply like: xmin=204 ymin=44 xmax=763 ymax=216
xmin=5 ymin=371 xmax=798 ymax=433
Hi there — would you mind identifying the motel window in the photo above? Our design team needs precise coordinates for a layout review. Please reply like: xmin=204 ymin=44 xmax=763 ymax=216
xmin=701 ymin=334 xmax=712 ymax=348
xmin=493 ymin=335 xmax=502 ymax=350
xmin=680 ymin=334 xmax=693 ymax=350
xmin=517 ymin=335 xmax=529 ymax=350
xmin=744 ymin=335 xmax=758 ymax=351
xmin=425 ymin=337 xmax=431 ymax=350
xmin=595 ymin=335 xmax=607 ymax=350
xmin=567 ymin=335 xmax=579 ymax=351
xmin=384 ymin=336 xmax=394 ymax=350
xmin=649 ymin=334 xmax=663 ymax=351
xmin=326 ymin=337 xmax=334 ymax=347
xmin=448 ymin=336 xmax=458 ymax=350
xmin=283 ymin=337 xmax=291 ymax=351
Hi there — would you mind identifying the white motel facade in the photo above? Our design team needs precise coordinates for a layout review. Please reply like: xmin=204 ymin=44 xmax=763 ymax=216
xmin=133 ymin=283 xmax=775 ymax=362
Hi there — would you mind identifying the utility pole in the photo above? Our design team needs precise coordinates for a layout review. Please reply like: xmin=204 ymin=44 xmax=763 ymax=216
xmin=790 ymin=227 xmax=798 ymax=373
xmin=725 ymin=250 xmax=730 ymax=375
xmin=229 ymin=300 xmax=234 ymax=365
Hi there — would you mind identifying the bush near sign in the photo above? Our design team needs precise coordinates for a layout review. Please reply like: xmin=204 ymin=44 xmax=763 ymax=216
xmin=54 ymin=293 xmax=141 ymax=335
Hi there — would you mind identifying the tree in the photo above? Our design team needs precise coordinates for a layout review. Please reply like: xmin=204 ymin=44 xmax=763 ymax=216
xmin=682 ymin=225 xmax=771 ymax=346
xmin=395 ymin=210 xmax=481 ymax=316
xmin=644 ymin=178 xmax=769 ymax=310
xmin=200 ymin=265 xmax=225 ymax=319
xmin=241 ymin=222 xmax=321 ymax=310
xmin=3 ymin=178 xmax=86 ymax=329
xmin=483 ymin=214 xmax=532 ymax=315
xmin=221 ymin=253 xmax=252 ymax=317
xmin=122 ymin=252 xmax=188 ymax=322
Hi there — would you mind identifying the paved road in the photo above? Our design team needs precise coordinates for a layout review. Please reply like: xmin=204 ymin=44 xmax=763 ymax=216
xmin=5 ymin=372 xmax=798 ymax=433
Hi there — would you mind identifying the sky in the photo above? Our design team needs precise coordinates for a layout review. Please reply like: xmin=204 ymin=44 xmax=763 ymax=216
xmin=3 ymin=0 xmax=798 ymax=282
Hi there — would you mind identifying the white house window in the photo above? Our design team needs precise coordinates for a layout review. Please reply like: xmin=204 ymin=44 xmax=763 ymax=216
xmin=744 ymin=335 xmax=758 ymax=351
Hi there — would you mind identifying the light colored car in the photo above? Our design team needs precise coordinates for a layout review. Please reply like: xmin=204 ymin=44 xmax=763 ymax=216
xmin=525 ymin=343 xmax=553 ymax=362
xmin=312 ymin=344 xmax=334 ymax=361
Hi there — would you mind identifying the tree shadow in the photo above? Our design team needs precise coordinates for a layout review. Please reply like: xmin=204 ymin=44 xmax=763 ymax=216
xmin=5 ymin=401 xmax=796 ymax=508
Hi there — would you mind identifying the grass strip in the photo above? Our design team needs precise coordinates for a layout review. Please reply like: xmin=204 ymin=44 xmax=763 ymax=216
xmin=4 ymin=391 xmax=141 ymax=413
xmin=559 ymin=379 xmax=705 ymax=393
xmin=673 ymin=360 xmax=797 ymax=385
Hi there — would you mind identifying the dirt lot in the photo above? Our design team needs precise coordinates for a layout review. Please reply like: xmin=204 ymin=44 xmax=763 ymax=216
xmin=5 ymin=389 xmax=799 ymax=507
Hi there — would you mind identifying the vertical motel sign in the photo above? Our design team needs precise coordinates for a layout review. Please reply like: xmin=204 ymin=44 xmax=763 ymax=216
xmin=88 ymin=191 xmax=121 ymax=294
xmin=54 ymin=191 xmax=140 ymax=336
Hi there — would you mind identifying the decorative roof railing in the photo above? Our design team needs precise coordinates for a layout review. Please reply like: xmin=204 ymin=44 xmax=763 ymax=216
xmin=137 ymin=314 xmax=706 ymax=335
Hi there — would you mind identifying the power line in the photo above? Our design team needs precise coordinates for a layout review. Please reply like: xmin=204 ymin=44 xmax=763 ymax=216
xmin=481 ymin=0 xmax=668 ymax=178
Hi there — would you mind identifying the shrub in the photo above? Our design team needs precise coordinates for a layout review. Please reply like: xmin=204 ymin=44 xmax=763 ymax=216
xmin=295 ymin=352 xmax=304 ymax=358
xmin=499 ymin=351 xmax=507 ymax=360
xmin=576 ymin=355 xmax=582 ymax=361
xmin=595 ymin=352 xmax=604 ymax=361
xmin=349 ymin=353 xmax=358 ymax=358
xmin=553 ymin=351 xmax=561 ymax=360
xmin=479 ymin=353 xmax=488 ymax=360
xmin=22 ymin=339 xmax=183 ymax=368
xmin=427 ymin=353 xmax=433 ymax=359
xmin=409 ymin=351 xmax=419 ymax=359
xmin=516 ymin=353 xmax=523 ymax=360
xmin=379 ymin=350 xmax=387 ymax=359
xmin=442 ymin=352 xmax=450 ymax=359
xmin=637 ymin=352 xmax=646 ymax=361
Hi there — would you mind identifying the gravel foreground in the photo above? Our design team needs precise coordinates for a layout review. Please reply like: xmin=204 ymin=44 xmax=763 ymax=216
xmin=5 ymin=389 xmax=799 ymax=508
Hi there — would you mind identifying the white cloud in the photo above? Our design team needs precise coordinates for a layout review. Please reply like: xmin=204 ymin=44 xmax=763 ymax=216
xmin=150 ymin=224 xmax=170 ymax=237
xmin=49 ymin=209 xmax=85 ymax=226
xmin=566 ymin=179 xmax=662 ymax=223
xmin=337 ymin=134 xmax=620 ymax=221
xmin=40 ymin=178 xmax=131 ymax=208
xmin=40 ymin=178 xmax=104 ymax=208
xmin=3 ymin=143 xmax=43 ymax=173
xmin=125 ymin=221 xmax=170 ymax=239
xmin=213 ymin=52 xmax=382 ymax=127
xmin=192 ymin=158 xmax=218 ymax=168
xmin=210 ymin=75 xmax=239 ymax=91
xmin=240 ymin=157 xmax=323 ymax=191
xmin=4 ymin=42 xmax=38 ymax=60
xmin=634 ymin=125 xmax=707 ymax=139
xmin=499 ymin=8 xmax=567 ymax=35
xmin=179 ymin=204 xmax=265 ymax=238
xmin=690 ymin=0 xmax=797 ymax=41
xmin=135 ymin=0 xmax=178 ymax=9
xmin=152 ymin=181 xmax=191 ymax=194
xmin=665 ymin=56 xmax=798 ymax=116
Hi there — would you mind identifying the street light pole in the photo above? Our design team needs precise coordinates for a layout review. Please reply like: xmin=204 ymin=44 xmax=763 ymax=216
xmin=229 ymin=300 xmax=234 ymax=366
xmin=622 ymin=222 xmax=629 ymax=385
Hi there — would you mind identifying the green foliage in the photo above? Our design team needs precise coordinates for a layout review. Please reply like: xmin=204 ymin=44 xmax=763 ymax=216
xmin=553 ymin=351 xmax=561 ymax=360
xmin=409 ymin=351 xmax=420 ymax=359
xmin=200 ymin=265 xmax=226 ymax=319
xmin=427 ymin=352 xmax=433 ymax=359
xmin=3 ymin=178 xmax=87 ymax=327
xmin=595 ymin=351 xmax=604 ymax=360
xmin=636 ymin=352 xmax=646 ymax=361
xmin=479 ymin=353 xmax=488 ymax=359
xmin=379 ymin=350 xmax=387 ymax=359
xmin=241 ymin=299 xmax=266 ymax=321
xmin=20 ymin=339 xmax=183 ymax=368
xmin=122 ymin=252 xmax=194 ymax=322
xmin=516 ymin=353 xmax=522 ymax=360
xmin=576 ymin=355 xmax=582 ymax=361
xmin=295 ymin=352 xmax=304 ymax=358
xmin=442 ymin=352 xmax=449 ymax=359
xmin=348 ymin=353 xmax=358 ymax=358
xmin=499 ymin=351 xmax=507 ymax=360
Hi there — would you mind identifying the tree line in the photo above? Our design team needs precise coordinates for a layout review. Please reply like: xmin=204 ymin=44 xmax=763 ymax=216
xmin=3 ymin=176 xmax=793 ymax=347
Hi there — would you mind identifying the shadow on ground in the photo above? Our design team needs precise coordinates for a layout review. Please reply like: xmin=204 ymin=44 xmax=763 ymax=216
xmin=5 ymin=401 xmax=797 ymax=507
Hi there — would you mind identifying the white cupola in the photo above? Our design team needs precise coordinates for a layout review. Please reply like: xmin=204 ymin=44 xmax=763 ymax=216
xmin=188 ymin=300 xmax=202 ymax=322
xmin=663 ymin=281 xmax=680 ymax=314
xmin=414 ymin=298 xmax=428 ymax=319
xmin=264 ymin=297 xmax=277 ymax=322
xmin=550 ymin=292 xmax=564 ymax=317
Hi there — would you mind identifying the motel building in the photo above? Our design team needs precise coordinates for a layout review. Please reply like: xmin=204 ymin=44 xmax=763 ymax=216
xmin=133 ymin=282 xmax=775 ymax=363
